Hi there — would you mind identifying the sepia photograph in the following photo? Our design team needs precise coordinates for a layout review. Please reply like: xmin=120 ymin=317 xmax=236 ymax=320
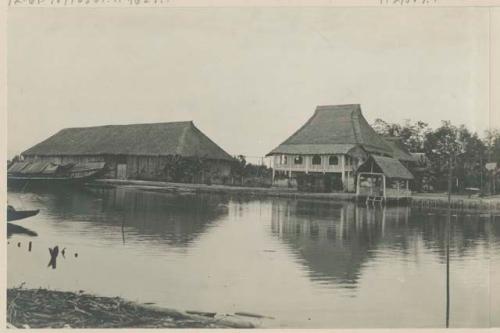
xmin=3 ymin=0 xmax=500 ymax=329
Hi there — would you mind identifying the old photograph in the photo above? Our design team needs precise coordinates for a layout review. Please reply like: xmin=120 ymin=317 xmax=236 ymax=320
xmin=4 ymin=1 xmax=500 ymax=329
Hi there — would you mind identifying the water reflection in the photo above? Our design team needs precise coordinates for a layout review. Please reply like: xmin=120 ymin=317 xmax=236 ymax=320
xmin=270 ymin=199 xmax=500 ymax=289
xmin=7 ymin=223 xmax=38 ymax=238
xmin=270 ymin=200 xmax=403 ymax=286
xmin=9 ymin=186 xmax=229 ymax=248
xmin=7 ymin=188 xmax=500 ymax=328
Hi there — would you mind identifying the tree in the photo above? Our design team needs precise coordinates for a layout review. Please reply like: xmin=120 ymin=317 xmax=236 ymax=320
xmin=485 ymin=129 xmax=500 ymax=162
xmin=454 ymin=126 xmax=487 ymax=191
xmin=423 ymin=121 xmax=464 ymax=192
xmin=372 ymin=119 xmax=429 ymax=152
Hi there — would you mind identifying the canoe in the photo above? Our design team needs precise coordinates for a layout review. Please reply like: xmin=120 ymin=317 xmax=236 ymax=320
xmin=7 ymin=206 xmax=40 ymax=222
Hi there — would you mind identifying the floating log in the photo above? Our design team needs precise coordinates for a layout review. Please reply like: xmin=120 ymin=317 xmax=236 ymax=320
xmin=186 ymin=310 xmax=216 ymax=318
xmin=234 ymin=311 xmax=275 ymax=319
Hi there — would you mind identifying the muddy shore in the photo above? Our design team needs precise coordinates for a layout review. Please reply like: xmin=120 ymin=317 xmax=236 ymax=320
xmin=7 ymin=288 xmax=256 ymax=329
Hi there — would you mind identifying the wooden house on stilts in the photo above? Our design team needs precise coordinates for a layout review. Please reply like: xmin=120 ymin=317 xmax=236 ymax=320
xmin=267 ymin=104 xmax=414 ymax=201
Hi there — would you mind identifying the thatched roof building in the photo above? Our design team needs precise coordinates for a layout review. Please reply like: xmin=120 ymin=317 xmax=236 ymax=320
xmin=21 ymin=121 xmax=233 ymax=183
xmin=23 ymin=121 xmax=232 ymax=161
xmin=268 ymin=104 xmax=393 ymax=157
xmin=359 ymin=155 xmax=414 ymax=180
xmin=382 ymin=137 xmax=417 ymax=163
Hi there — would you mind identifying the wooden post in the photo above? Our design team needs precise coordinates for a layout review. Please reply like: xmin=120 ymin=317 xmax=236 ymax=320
xmin=341 ymin=155 xmax=346 ymax=191
xmin=382 ymin=175 xmax=386 ymax=199
xmin=305 ymin=156 xmax=309 ymax=174
xmin=271 ymin=157 xmax=276 ymax=184
xmin=448 ymin=154 xmax=453 ymax=207
xmin=356 ymin=173 xmax=361 ymax=196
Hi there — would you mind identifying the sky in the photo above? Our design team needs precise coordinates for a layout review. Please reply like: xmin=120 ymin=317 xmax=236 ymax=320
xmin=7 ymin=6 xmax=500 ymax=160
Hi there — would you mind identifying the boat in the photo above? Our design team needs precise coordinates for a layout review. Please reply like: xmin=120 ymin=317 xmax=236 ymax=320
xmin=7 ymin=205 xmax=40 ymax=222
xmin=7 ymin=161 xmax=107 ymax=189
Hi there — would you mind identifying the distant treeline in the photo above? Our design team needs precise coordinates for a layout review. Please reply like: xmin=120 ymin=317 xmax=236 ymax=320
xmin=372 ymin=119 xmax=500 ymax=193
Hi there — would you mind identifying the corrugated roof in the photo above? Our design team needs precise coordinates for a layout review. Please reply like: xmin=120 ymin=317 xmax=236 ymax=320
xmin=7 ymin=161 xmax=31 ymax=173
xmin=19 ymin=161 xmax=51 ymax=174
xmin=22 ymin=121 xmax=233 ymax=161
xmin=268 ymin=104 xmax=393 ymax=156
xmin=371 ymin=155 xmax=414 ymax=180
xmin=383 ymin=137 xmax=417 ymax=162
xmin=41 ymin=163 xmax=61 ymax=175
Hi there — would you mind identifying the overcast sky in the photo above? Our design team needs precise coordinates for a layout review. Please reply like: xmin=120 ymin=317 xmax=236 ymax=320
xmin=7 ymin=6 xmax=500 ymax=160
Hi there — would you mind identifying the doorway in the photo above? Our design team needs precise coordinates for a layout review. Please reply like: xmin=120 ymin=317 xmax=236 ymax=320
xmin=117 ymin=164 xmax=127 ymax=180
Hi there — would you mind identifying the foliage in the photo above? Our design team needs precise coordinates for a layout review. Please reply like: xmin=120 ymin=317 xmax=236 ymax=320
xmin=162 ymin=155 xmax=210 ymax=183
xmin=230 ymin=155 xmax=272 ymax=187
xmin=372 ymin=118 xmax=499 ymax=193
xmin=372 ymin=118 xmax=430 ymax=151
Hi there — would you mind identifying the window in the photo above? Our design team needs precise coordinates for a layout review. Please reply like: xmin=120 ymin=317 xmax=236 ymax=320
xmin=312 ymin=155 xmax=322 ymax=165
xmin=329 ymin=155 xmax=339 ymax=165
xmin=279 ymin=155 xmax=288 ymax=165
xmin=345 ymin=156 xmax=351 ymax=165
xmin=294 ymin=156 xmax=303 ymax=165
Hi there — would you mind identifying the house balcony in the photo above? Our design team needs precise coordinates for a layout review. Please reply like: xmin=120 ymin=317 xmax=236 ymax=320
xmin=272 ymin=155 xmax=355 ymax=174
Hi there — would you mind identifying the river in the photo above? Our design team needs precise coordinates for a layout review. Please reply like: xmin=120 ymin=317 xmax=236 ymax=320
xmin=7 ymin=186 xmax=500 ymax=328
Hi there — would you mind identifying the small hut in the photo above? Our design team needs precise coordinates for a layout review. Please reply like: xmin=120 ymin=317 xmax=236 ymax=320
xmin=356 ymin=155 xmax=414 ymax=201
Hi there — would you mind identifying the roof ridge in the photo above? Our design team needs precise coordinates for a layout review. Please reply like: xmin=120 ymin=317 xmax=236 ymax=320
xmin=350 ymin=106 xmax=362 ymax=144
xmin=61 ymin=121 xmax=193 ymax=131
xmin=316 ymin=104 xmax=361 ymax=110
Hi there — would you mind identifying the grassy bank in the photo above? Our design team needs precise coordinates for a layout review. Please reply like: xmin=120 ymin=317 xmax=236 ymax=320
xmin=7 ymin=288 xmax=255 ymax=329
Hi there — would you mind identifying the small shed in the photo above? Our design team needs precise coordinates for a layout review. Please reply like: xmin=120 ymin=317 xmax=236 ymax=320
xmin=356 ymin=155 xmax=414 ymax=200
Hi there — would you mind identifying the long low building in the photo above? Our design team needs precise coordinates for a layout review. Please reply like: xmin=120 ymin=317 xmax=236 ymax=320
xmin=20 ymin=121 xmax=234 ymax=184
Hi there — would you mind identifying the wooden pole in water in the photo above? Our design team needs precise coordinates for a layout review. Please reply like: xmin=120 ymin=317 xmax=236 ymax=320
xmin=446 ymin=153 xmax=452 ymax=328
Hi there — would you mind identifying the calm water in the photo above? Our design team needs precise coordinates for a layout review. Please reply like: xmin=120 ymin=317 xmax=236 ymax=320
xmin=7 ymin=187 xmax=500 ymax=328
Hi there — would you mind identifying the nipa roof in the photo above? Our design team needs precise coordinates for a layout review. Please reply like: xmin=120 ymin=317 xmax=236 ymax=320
xmin=370 ymin=155 xmax=414 ymax=180
xmin=267 ymin=104 xmax=393 ymax=156
xmin=383 ymin=137 xmax=417 ymax=162
xmin=22 ymin=121 xmax=233 ymax=161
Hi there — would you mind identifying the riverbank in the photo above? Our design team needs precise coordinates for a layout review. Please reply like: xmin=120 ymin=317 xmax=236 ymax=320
xmin=90 ymin=179 xmax=500 ymax=210
xmin=90 ymin=179 xmax=355 ymax=201
xmin=7 ymin=288 xmax=256 ymax=329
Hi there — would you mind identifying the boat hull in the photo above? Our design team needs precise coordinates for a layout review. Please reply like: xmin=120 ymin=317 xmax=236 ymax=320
xmin=7 ymin=209 xmax=40 ymax=222
xmin=7 ymin=172 xmax=102 ymax=190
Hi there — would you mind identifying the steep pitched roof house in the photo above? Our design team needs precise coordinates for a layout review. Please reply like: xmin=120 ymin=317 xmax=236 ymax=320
xmin=268 ymin=104 xmax=393 ymax=157
xmin=267 ymin=104 xmax=413 ymax=194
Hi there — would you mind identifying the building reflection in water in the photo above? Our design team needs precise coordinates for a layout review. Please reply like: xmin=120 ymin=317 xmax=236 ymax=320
xmin=271 ymin=199 xmax=411 ymax=288
xmin=11 ymin=186 xmax=230 ymax=249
